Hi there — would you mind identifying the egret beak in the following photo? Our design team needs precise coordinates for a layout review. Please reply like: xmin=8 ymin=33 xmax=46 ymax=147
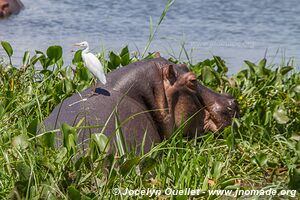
xmin=74 ymin=43 xmax=81 ymax=47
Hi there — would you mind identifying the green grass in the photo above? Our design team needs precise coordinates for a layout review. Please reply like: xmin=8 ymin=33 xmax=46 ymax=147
xmin=0 ymin=41 xmax=300 ymax=200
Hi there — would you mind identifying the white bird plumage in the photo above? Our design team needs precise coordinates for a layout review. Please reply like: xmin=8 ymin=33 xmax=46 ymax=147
xmin=74 ymin=41 xmax=107 ymax=85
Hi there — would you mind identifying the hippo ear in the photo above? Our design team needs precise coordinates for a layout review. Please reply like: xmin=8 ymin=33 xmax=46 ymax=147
xmin=178 ymin=64 xmax=188 ymax=68
xmin=154 ymin=52 xmax=161 ymax=58
xmin=163 ymin=64 xmax=177 ymax=85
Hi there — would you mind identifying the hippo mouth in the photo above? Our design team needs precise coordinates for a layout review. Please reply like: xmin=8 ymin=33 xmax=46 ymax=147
xmin=203 ymin=106 xmax=232 ymax=132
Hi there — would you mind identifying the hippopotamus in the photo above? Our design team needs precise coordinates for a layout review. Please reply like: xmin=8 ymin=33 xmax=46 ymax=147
xmin=40 ymin=57 xmax=239 ymax=153
xmin=0 ymin=0 xmax=23 ymax=18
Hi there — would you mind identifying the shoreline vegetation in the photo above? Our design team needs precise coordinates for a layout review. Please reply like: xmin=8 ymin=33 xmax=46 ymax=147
xmin=1 ymin=0 xmax=300 ymax=198
xmin=0 ymin=41 xmax=300 ymax=199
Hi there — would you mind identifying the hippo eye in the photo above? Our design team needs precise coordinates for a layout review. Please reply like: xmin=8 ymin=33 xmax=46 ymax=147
xmin=186 ymin=80 xmax=197 ymax=91
xmin=189 ymin=79 xmax=197 ymax=84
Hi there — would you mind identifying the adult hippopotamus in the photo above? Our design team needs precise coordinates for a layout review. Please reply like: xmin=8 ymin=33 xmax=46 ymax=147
xmin=40 ymin=57 xmax=239 ymax=153
xmin=0 ymin=0 xmax=23 ymax=18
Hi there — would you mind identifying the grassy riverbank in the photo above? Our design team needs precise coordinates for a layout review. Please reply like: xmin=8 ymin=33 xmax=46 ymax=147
xmin=0 ymin=42 xmax=300 ymax=199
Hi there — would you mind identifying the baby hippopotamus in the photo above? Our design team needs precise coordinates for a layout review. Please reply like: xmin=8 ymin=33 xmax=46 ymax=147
xmin=0 ymin=0 xmax=23 ymax=18
xmin=40 ymin=57 xmax=239 ymax=153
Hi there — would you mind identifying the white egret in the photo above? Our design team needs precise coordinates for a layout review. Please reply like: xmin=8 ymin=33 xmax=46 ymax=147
xmin=74 ymin=41 xmax=107 ymax=85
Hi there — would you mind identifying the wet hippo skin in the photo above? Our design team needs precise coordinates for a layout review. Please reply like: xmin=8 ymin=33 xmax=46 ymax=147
xmin=40 ymin=57 xmax=239 ymax=153
xmin=42 ymin=89 xmax=160 ymax=153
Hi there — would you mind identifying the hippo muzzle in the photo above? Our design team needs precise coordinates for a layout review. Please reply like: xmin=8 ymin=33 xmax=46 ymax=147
xmin=200 ymin=89 xmax=240 ymax=132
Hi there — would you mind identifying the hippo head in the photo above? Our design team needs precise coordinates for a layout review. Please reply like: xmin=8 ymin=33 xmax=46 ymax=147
xmin=0 ymin=0 xmax=23 ymax=18
xmin=161 ymin=63 xmax=239 ymax=136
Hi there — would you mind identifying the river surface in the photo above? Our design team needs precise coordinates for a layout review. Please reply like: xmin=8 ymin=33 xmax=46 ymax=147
xmin=0 ymin=0 xmax=299 ymax=73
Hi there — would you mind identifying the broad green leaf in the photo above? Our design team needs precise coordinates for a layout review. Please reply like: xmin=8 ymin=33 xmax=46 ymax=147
xmin=120 ymin=46 xmax=130 ymax=66
xmin=201 ymin=66 xmax=214 ymax=83
xmin=56 ymin=147 xmax=67 ymax=163
xmin=16 ymin=163 xmax=31 ymax=181
xmin=121 ymin=52 xmax=130 ymax=66
xmin=255 ymin=153 xmax=268 ymax=167
xmin=213 ymin=56 xmax=228 ymax=73
xmin=46 ymin=45 xmax=63 ymax=62
xmin=67 ymin=186 xmax=81 ymax=200
xmin=75 ymin=157 xmax=83 ymax=171
xmin=257 ymin=58 xmax=267 ymax=75
xmin=68 ymin=134 xmax=76 ymax=154
xmin=258 ymin=58 xmax=266 ymax=69
xmin=77 ymin=65 xmax=93 ymax=81
xmin=30 ymin=52 xmax=45 ymax=65
xmin=212 ymin=161 xmax=223 ymax=180
xmin=1 ymin=41 xmax=13 ymax=57
xmin=61 ymin=123 xmax=77 ymax=154
xmin=280 ymin=66 xmax=293 ymax=76
xmin=56 ymin=57 xmax=64 ymax=68
xmin=267 ymin=161 xmax=278 ymax=168
xmin=120 ymin=46 xmax=129 ymax=57
xmin=72 ymin=50 xmax=83 ymax=64
xmin=27 ymin=118 xmax=38 ymax=137
xmin=119 ymin=157 xmax=140 ymax=176
xmin=202 ymin=59 xmax=213 ymax=67
xmin=288 ymin=168 xmax=300 ymax=192
xmin=22 ymin=51 xmax=30 ymax=67
xmin=91 ymin=133 xmax=110 ymax=153
xmin=140 ymin=157 xmax=157 ymax=174
xmin=55 ymin=79 xmax=64 ymax=95
xmin=41 ymin=58 xmax=53 ymax=69
xmin=109 ymin=51 xmax=121 ymax=69
xmin=41 ymin=132 xmax=55 ymax=148
xmin=244 ymin=60 xmax=256 ymax=75
xmin=224 ymin=129 xmax=235 ymax=149
xmin=64 ymin=79 xmax=74 ymax=94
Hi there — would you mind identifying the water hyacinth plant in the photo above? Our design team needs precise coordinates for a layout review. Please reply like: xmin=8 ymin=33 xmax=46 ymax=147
xmin=0 ymin=40 xmax=300 ymax=199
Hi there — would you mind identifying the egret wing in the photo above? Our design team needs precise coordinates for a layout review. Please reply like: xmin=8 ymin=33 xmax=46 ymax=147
xmin=82 ymin=53 xmax=107 ymax=84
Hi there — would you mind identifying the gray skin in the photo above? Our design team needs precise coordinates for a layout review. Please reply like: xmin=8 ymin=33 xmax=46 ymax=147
xmin=41 ymin=57 xmax=239 ymax=153
xmin=0 ymin=0 xmax=23 ymax=18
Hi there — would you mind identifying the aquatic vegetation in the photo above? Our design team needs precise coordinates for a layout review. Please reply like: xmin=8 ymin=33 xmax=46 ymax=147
xmin=0 ymin=41 xmax=299 ymax=199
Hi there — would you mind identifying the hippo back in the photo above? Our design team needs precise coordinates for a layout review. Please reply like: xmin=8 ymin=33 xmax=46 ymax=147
xmin=40 ymin=88 xmax=161 ymax=153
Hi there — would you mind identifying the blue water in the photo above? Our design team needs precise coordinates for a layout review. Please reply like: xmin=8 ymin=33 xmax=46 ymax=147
xmin=0 ymin=0 xmax=299 ymax=72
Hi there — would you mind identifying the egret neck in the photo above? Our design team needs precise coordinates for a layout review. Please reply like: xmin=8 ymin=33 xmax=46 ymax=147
xmin=82 ymin=44 xmax=89 ymax=54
